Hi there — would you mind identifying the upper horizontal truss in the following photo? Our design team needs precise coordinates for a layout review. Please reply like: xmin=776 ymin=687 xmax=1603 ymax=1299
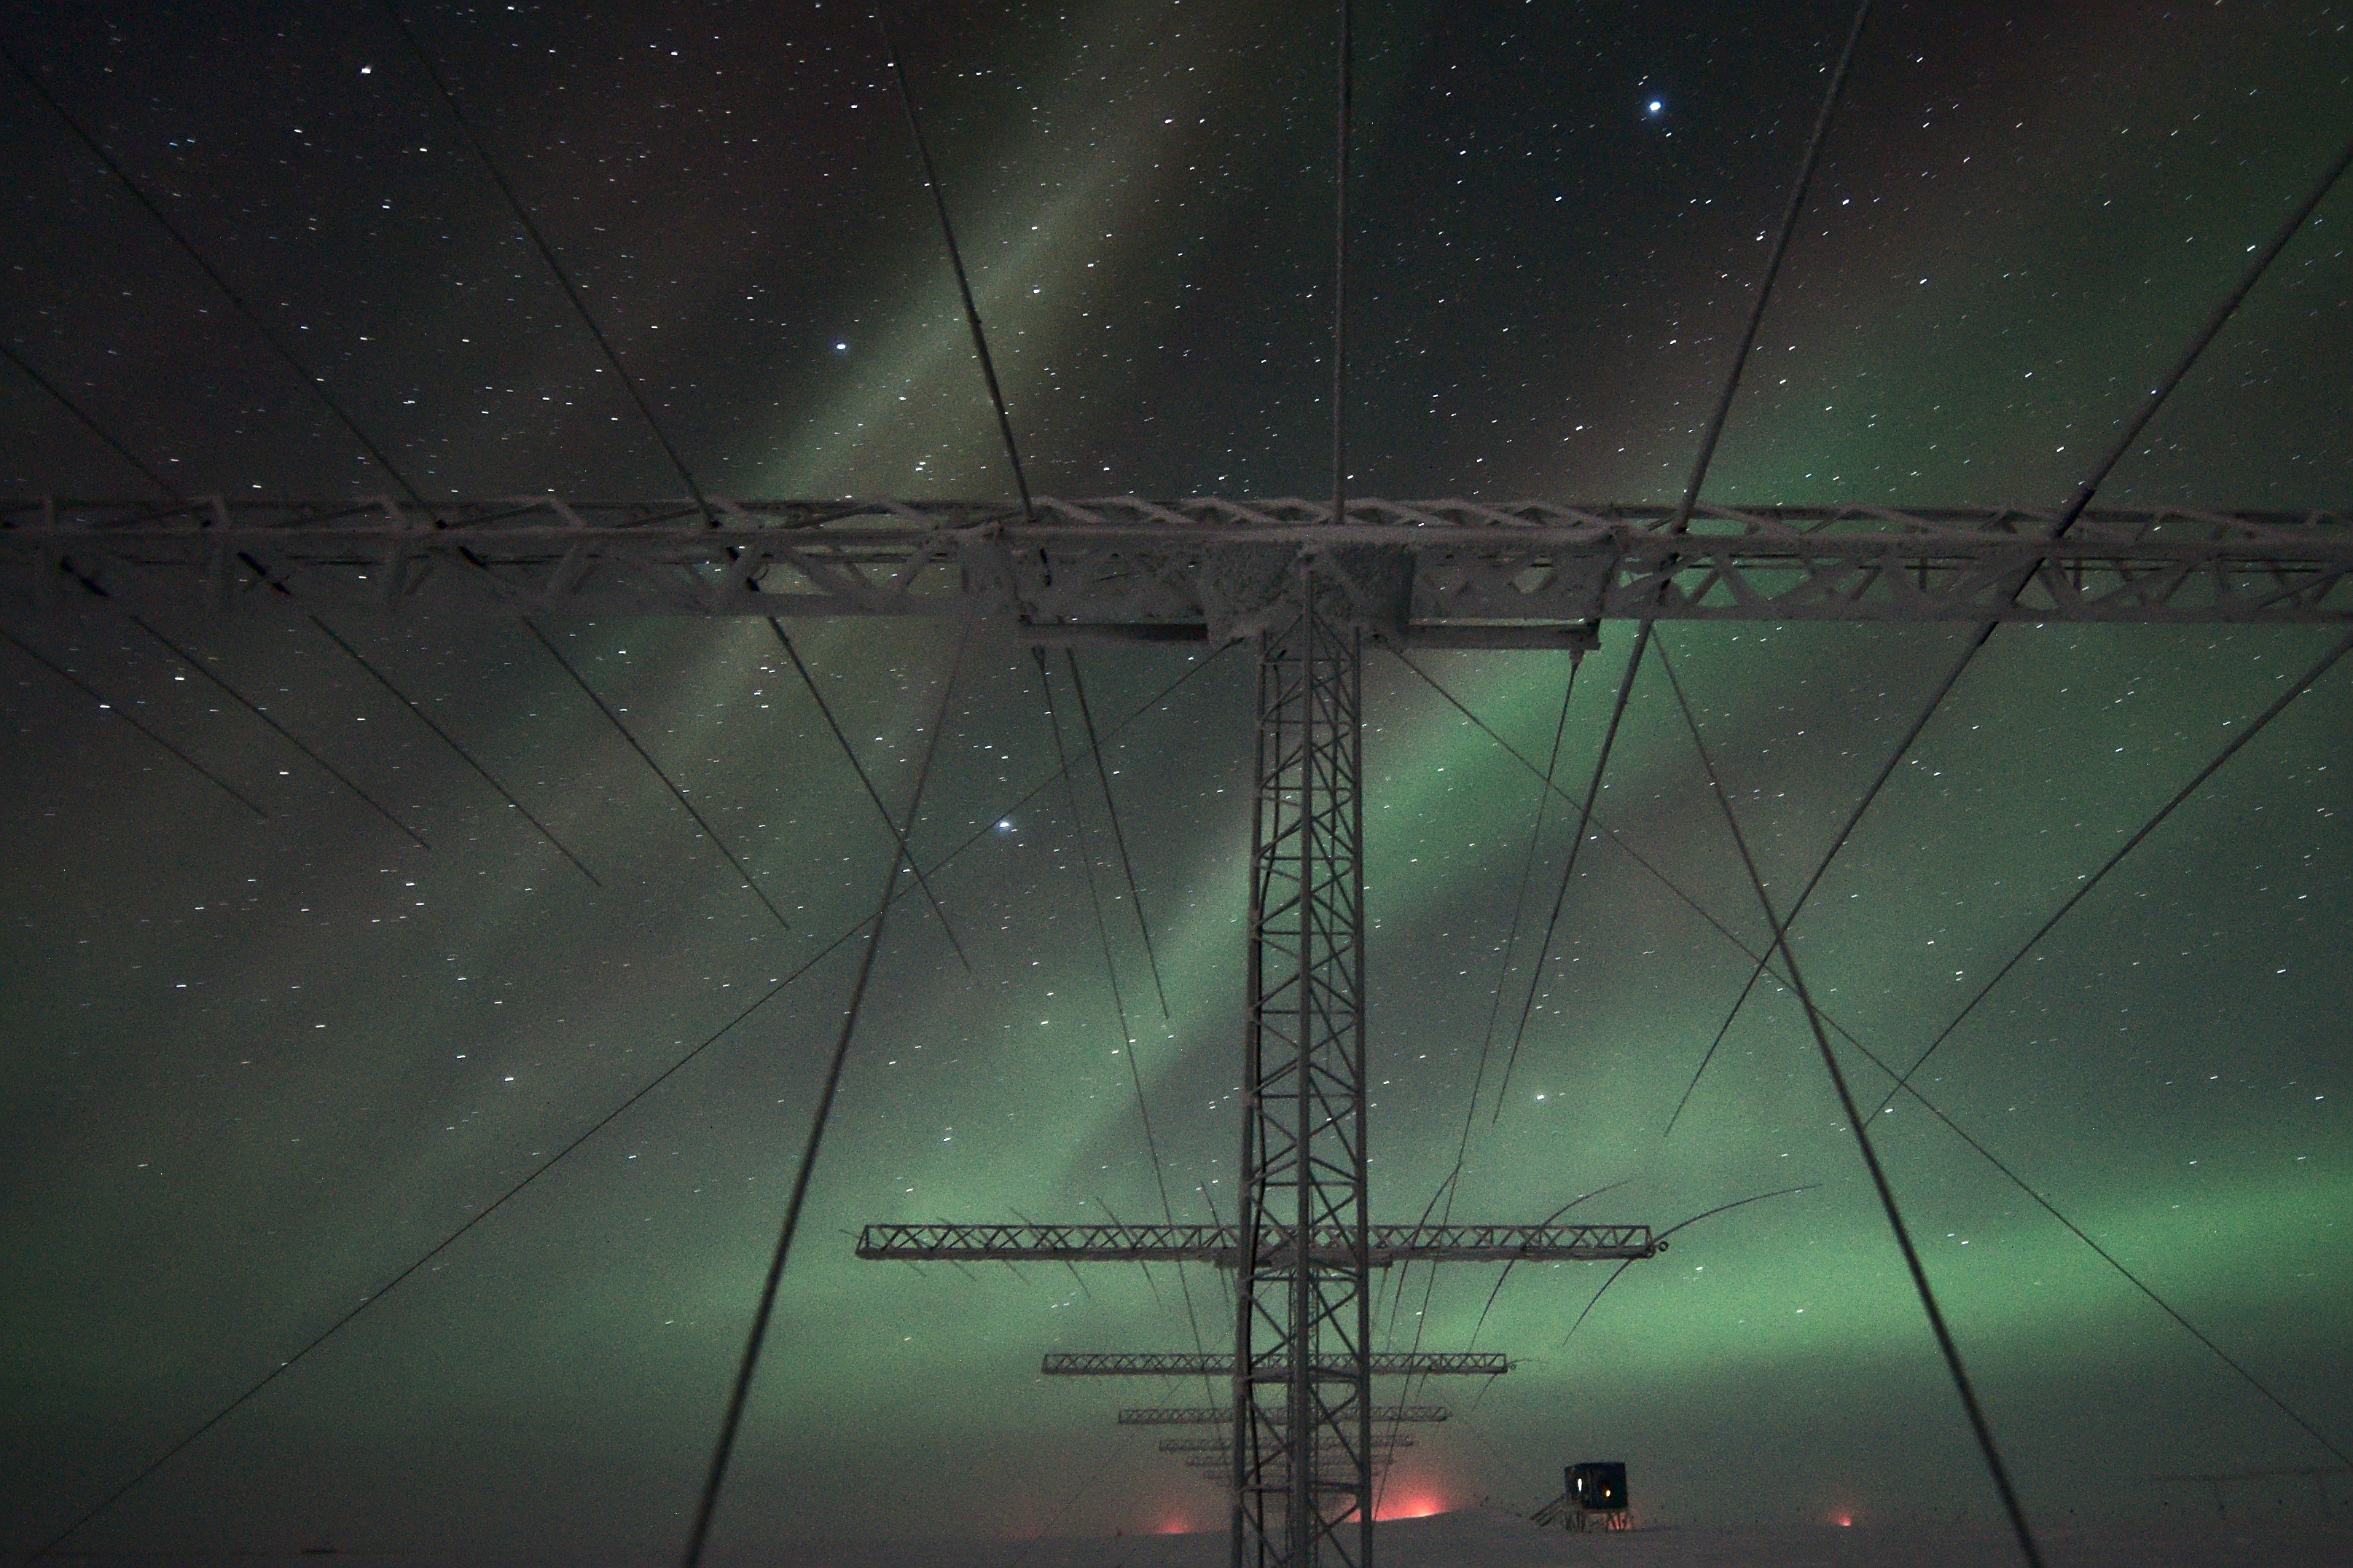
xmin=8 ymin=496 xmax=2350 ymax=632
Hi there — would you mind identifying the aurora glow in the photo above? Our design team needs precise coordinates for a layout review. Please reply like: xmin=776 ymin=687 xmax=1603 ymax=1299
xmin=1 ymin=0 xmax=2348 ymax=1559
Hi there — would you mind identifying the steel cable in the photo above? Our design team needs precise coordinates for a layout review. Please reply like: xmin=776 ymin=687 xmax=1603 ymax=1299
xmin=878 ymin=14 xmax=1033 ymax=521
xmin=771 ymin=620 xmax=968 ymax=969
xmin=0 ymin=42 xmax=439 ymax=514
xmin=679 ymin=619 xmax=971 ymax=1567
xmin=1415 ymin=650 xmax=2344 ymax=1466
xmin=1 ymin=628 xmax=266 ymax=819
xmin=1063 ymin=651 xmax=1172 ymax=1018
xmin=524 ymin=619 xmax=791 ymax=930
xmin=310 ymin=616 xmax=598 ymax=885
xmin=1668 ymin=122 xmax=2353 ymax=1127
xmin=1032 ymin=651 xmax=1221 ymax=1414
xmin=136 ymin=618 xmax=427 ymax=848
xmin=1656 ymin=640 xmax=2045 ymax=1568
xmin=21 ymin=640 xmax=1224 ymax=1560
xmin=377 ymin=0 xmax=715 ymax=522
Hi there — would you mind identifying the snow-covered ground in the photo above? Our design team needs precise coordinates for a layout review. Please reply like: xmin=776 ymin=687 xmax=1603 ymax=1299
xmin=49 ymin=1507 xmax=2353 ymax=1567
xmin=783 ymin=1508 xmax=2353 ymax=1568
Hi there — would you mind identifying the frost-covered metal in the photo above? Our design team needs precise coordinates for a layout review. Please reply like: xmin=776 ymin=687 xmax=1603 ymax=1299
xmin=9 ymin=495 xmax=2349 ymax=630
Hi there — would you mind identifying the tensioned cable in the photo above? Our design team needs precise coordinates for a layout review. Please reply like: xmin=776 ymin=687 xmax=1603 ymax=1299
xmin=20 ymin=917 xmax=861 ymax=1565
xmin=1488 ymin=624 xmax=1647 ymax=1118
xmin=1670 ymin=0 xmax=1874 ymax=530
xmin=0 ymin=339 xmax=183 ymax=501
xmin=770 ymin=619 xmax=969 ymax=971
xmin=1655 ymin=640 xmax=2045 ymax=1568
xmin=1396 ymin=646 xmax=1809 ymax=1008
xmin=1882 ymin=624 xmax=2353 ymax=1110
xmin=0 ymin=43 xmax=439 ymax=514
xmin=1 ymin=629 xmax=266 ymax=818
xmin=1664 ymin=122 xmax=2353 ymax=1132
xmin=524 ymin=619 xmax=791 ymax=930
xmin=376 ymin=0 xmax=714 ymax=524
xmin=2054 ymin=128 xmax=2353 ymax=533
xmin=1329 ymin=0 xmax=1353 ymax=531
xmin=1549 ymin=1186 xmax=1822 ymax=1356
xmin=1031 ymin=649 xmax=1165 ymax=1216
xmin=25 ymin=648 xmax=1225 ymax=1560
xmin=1371 ymin=1180 xmax=1626 ymax=1510
xmin=1663 ymin=631 xmax=1989 ymax=1137
xmin=1455 ymin=1182 xmax=1629 ymax=1357
xmin=310 ymin=616 xmax=598 ymax=885
xmin=1031 ymin=650 xmax=1220 ymax=1413
xmin=1062 ymin=651 xmax=1170 ymax=1018
xmin=1857 ymin=1022 xmax=2353 ymax=1470
xmin=1406 ymin=651 xmax=2344 ymax=1461
xmin=1378 ymin=659 xmax=1581 ymax=1457
xmin=1489 ymin=0 xmax=1875 ymax=1118
xmin=1463 ymin=659 xmax=1579 ymax=1127
xmin=679 ymin=618 xmax=969 ymax=1568
xmin=136 ymin=618 xmax=427 ymax=848
xmin=877 ymin=15 xmax=1034 ymax=522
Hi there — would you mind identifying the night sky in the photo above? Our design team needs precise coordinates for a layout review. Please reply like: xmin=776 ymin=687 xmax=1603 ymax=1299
xmin=3 ymin=0 xmax=2350 ymax=1559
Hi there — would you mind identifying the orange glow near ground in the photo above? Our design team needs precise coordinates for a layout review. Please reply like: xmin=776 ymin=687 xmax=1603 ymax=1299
xmin=1152 ymin=1516 xmax=1192 ymax=1535
xmin=1835 ymin=1513 xmax=1855 ymax=1527
xmin=1375 ymin=1494 xmax=1446 ymax=1521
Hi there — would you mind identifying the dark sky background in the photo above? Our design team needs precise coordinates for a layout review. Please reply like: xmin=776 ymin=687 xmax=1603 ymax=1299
xmin=3 ymin=0 xmax=2350 ymax=1559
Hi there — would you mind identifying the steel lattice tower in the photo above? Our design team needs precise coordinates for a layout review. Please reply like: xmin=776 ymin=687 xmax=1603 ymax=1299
xmin=1233 ymin=560 xmax=1374 ymax=1568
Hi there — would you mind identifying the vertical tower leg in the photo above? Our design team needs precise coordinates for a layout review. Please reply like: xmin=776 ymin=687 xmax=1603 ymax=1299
xmin=1234 ymin=562 xmax=1371 ymax=1568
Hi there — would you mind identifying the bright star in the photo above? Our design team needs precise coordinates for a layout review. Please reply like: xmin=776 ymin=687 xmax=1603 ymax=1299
xmin=1646 ymin=99 xmax=1662 ymax=114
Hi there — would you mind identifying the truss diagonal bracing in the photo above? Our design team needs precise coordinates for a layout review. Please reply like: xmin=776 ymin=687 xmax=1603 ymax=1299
xmin=9 ymin=497 xmax=2352 ymax=629
xmin=1041 ymin=1352 xmax=1508 ymax=1378
xmin=856 ymin=1221 xmax=1657 ymax=1265
xmin=1117 ymin=1406 xmax=1452 ymax=1426
xmin=1232 ymin=555 xmax=1376 ymax=1568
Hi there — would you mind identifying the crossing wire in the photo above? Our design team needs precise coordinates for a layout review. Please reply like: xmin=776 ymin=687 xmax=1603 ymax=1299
xmin=1665 ymin=121 xmax=2353 ymax=1129
xmin=1031 ymin=650 xmax=1221 ymax=1412
xmin=770 ymin=619 xmax=970 ymax=971
xmin=1062 ymin=651 xmax=1171 ymax=1018
xmin=1489 ymin=0 xmax=1877 ymax=1120
xmin=879 ymin=13 xmax=1035 ymax=522
xmin=1656 ymin=640 xmax=2045 ymax=1568
xmin=1671 ymin=0 xmax=1875 ymax=530
xmin=1406 ymin=653 xmax=2348 ymax=1468
xmin=136 ymin=618 xmax=428 ymax=848
xmin=310 ymin=616 xmax=600 ymax=885
xmin=0 ymin=42 xmax=441 ymax=514
xmin=377 ymin=0 xmax=715 ymax=524
xmin=1543 ymin=1187 xmax=1823 ymax=1361
xmin=1882 ymin=624 xmax=2353 ymax=1111
xmin=1329 ymin=0 xmax=1354 ymax=534
xmin=679 ymin=619 xmax=970 ymax=1568
xmin=1379 ymin=656 xmax=1581 ymax=1466
xmin=1466 ymin=657 xmax=1581 ymax=1126
xmin=1 ymin=629 xmax=267 ymax=819
xmin=0 ymin=339 xmax=184 ymax=501
xmin=1486 ymin=622 xmax=1647 ymax=1118
xmin=17 ymin=474 xmax=1232 ymax=1568
xmin=524 ymin=619 xmax=792 ymax=931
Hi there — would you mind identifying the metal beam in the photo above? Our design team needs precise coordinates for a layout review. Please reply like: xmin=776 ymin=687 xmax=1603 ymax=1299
xmin=1188 ymin=1454 xmax=1395 ymax=1473
xmin=1118 ymin=1406 xmax=1450 ymax=1426
xmin=856 ymin=1221 xmax=1658 ymax=1265
xmin=1159 ymin=1436 xmax=1410 ymax=1454
xmin=1042 ymin=1352 xmax=1507 ymax=1378
xmin=10 ymin=496 xmax=2350 ymax=628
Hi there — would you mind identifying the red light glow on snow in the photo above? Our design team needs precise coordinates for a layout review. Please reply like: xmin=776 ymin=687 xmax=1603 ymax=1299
xmin=1835 ymin=1513 xmax=1855 ymax=1527
xmin=1376 ymin=1493 xmax=1446 ymax=1521
xmin=1153 ymin=1516 xmax=1191 ymax=1535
